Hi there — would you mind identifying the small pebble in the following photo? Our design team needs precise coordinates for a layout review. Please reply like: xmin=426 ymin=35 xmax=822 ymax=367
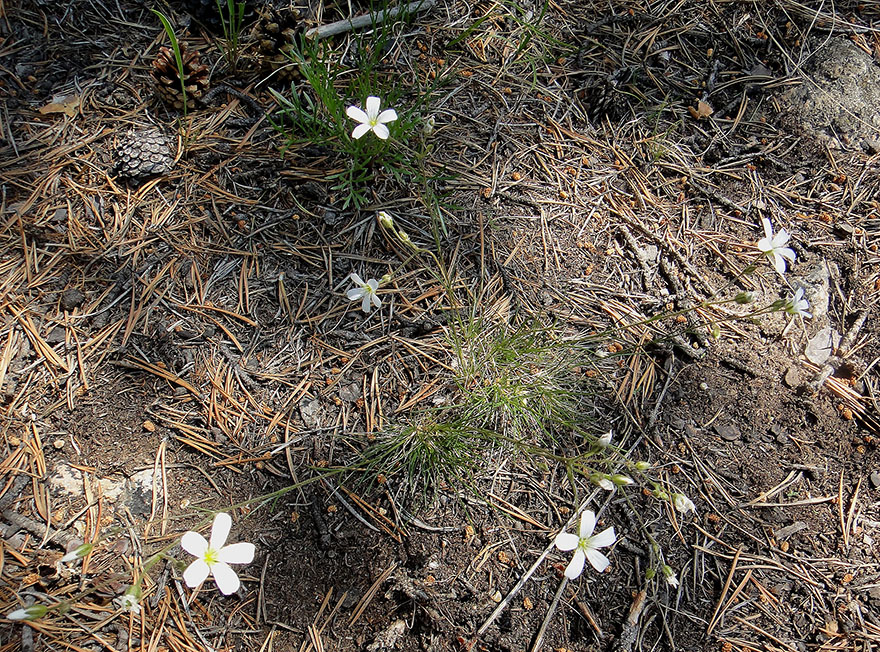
xmin=53 ymin=439 xmax=65 ymax=449
xmin=870 ymin=471 xmax=880 ymax=489
xmin=61 ymin=288 xmax=85 ymax=311
xmin=714 ymin=423 xmax=742 ymax=442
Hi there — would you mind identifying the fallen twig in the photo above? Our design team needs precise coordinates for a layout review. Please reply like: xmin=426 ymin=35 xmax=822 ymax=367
xmin=305 ymin=0 xmax=436 ymax=40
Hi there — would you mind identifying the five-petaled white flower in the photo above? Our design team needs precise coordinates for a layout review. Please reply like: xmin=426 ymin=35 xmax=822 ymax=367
xmin=346 ymin=96 xmax=398 ymax=140
xmin=673 ymin=493 xmax=696 ymax=514
xmin=347 ymin=274 xmax=381 ymax=314
xmin=181 ymin=512 xmax=255 ymax=595
xmin=554 ymin=510 xmax=616 ymax=579
xmin=757 ymin=217 xmax=796 ymax=275
xmin=783 ymin=287 xmax=812 ymax=319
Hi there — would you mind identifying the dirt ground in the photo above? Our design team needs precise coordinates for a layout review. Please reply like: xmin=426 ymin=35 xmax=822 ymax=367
xmin=1 ymin=1 xmax=880 ymax=651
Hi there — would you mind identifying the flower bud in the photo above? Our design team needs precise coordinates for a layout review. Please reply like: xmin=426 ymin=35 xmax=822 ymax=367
xmin=611 ymin=474 xmax=634 ymax=486
xmin=734 ymin=291 xmax=755 ymax=304
xmin=377 ymin=211 xmax=394 ymax=229
xmin=635 ymin=461 xmax=651 ymax=471
xmin=423 ymin=116 xmax=436 ymax=136
xmin=7 ymin=604 xmax=48 ymax=621
xmin=61 ymin=543 xmax=93 ymax=563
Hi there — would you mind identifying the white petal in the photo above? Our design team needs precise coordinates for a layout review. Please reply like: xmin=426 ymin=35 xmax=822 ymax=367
xmin=183 ymin=559 xmax=211 ymax=588
xmin=772 ymin=252 xmax=787 ymax=275
xmin=554 ymin=531 xmax=579 ymax=551
xmin=351 ymin=123 xmax=371 ymax=139
xmin=347 ymin=288 xmax=366 ymax=301
xmin=564 ymin=550 xmax=586 ymax=579
xmin=372 ymin=123 xmax=390 ymax=140
xmin=365 ymin=96 xmax=381 ymax=120
xmin=777 ymin=247 xmax=796 ymax=262
xmin=350 ymin=273 xmax=364 ymax=285
xmin=793 ymin=287 xmax=804 ymax=301
xmin=597 ymin=478 xmax=614 ymax=491
xmin=371 ymin=293 xmax=382 ymax=309
xmin=598 ymin=431 xmax=612 ymax=446
xmin=772 ymin=229 xmax=790 ymax=247
xmin=376 ymin=108 xmax=398 ymax=124
xmin=366 ymin=278 xmax=379 ymax=292
xmin=589 ymin=526 xmax=616 ymax=549
xmin=180 ymin=531 xmax=209 ymax=557
xmin=579 ymin=510 xmax=596 ymax=538
xmin=210 ymin=513 xmax=232 ymax=550
xmin=761 ymin=217 xmax=773 ymax=240
xmin=361 ymin=294 xmax=372 ymax=313
xmin=757 ymin=236 xmax=773 ymax=253
xmin=211 ymin=561 xmax=241 ymax=595
xmin=219 ymin=542 xmax=255 ymax=565
xmin=346 ymin=106 xmax=369 ymax=124
xmin=6 ymin=609 xmax=27 ymax=620
xmin=585 ymin=548 xmax=610 ymax=573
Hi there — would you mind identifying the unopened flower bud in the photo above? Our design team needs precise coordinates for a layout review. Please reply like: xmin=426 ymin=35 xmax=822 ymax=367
xmin=423 ymin=116 xmax=436 ymax=136
xmin=61 ymin=543 xmax=93 ymax=563
xmin=377 ymin=211 xmax=394 ymax=229
xmin=734 ymin=291 xmax=755 ymax=304
xmin=611 ymin=474 xmax=634 ymax=486
xmin=7 ymin=604 xmax=48 ymax=621
xmin=635 ymin=461 xmax=651 ymax=471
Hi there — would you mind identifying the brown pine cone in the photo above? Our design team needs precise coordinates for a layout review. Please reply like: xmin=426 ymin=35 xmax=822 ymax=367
xmin=112 ymin=128 xmax=174 ymax=182
xmin=151 ymin=42 xmax=209 ymax=111
xmin=249 ymin=1 xmax=306 ymax=80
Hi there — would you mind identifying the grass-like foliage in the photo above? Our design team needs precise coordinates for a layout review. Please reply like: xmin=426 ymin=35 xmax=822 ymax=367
xmin=215 ymin=0 xmax=247 ymax=71
xmin=449 ymin=315 xmax=593 ymax=442
xmin=270 ymin=14 xmax=442 ymax=209
xmin=360 ymin=313 xmax=607 ymax=500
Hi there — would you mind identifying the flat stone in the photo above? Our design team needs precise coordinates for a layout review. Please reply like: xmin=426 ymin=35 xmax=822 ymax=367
xmin=870 ymin=471 xmax=880 ymax=489
xmin=713 ymin=423 xmax=741 ymax=442
xmin=805 ymin=327 xmax=840 ymax=364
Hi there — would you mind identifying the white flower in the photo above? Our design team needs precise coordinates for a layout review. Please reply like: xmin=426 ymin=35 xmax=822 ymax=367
xmin=673 ymin=493 xmax=696 ymax=515
xmin=757 ymin=217 xmax=796 ymax=275
xmin=114 ymin=587 xmax=141 ymax=615
xmin=181 ymin=512 xmax=255 ymax=595
xmin=6 ymin=605 xmax=47 ymax=621
xmin=597 ymin=431 xmax=613 ymax=447
xmin=595 ymin=476 xmax=614 ymax=491
xmin=783 ymin=287 xmax=812 ymax=319
xmin=554 ymin=510 xmax=616 ymax=579
xmin=346 ymin=96 xmax=398 ymax=140
xmin=662 ymin=565 xmax=679 ymax=588
xmin=346 ymin=274 xmax=381 ymax=314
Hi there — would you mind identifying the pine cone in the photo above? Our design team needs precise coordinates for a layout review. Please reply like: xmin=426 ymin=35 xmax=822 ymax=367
xmin=151 ymin=42 xmax=209 ymax=111
xmin=112 ymin=128 xmax=174 ymax=182
xmin=249 ymin=1 xmax=306 ymax=79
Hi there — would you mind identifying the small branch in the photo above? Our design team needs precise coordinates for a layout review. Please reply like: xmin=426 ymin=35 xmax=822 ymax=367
xmin=305 ymin=0 xmax=437 ymax=40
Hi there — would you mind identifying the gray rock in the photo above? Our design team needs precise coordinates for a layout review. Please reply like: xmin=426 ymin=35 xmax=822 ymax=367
xmin=797 ymin=261 xmax=832 ymax=322
xmin=778 ymin=38 xmax=880 ymax=152
xmin=870 ymin=471 xmax=880 ymax=489
xmin=61 ymin=289 xmax=85 ymax=311
xmin=714 ymin=423 xmax=742 ymax=442
xmin=300 ymin=398 xmax=323 ymax=429
xmin=805 ymin=327 xmax=840 ymax=364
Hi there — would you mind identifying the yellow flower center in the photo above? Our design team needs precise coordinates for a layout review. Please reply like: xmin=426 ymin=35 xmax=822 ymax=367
xmin=203 ymin=547 xmax=219 ymax=565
